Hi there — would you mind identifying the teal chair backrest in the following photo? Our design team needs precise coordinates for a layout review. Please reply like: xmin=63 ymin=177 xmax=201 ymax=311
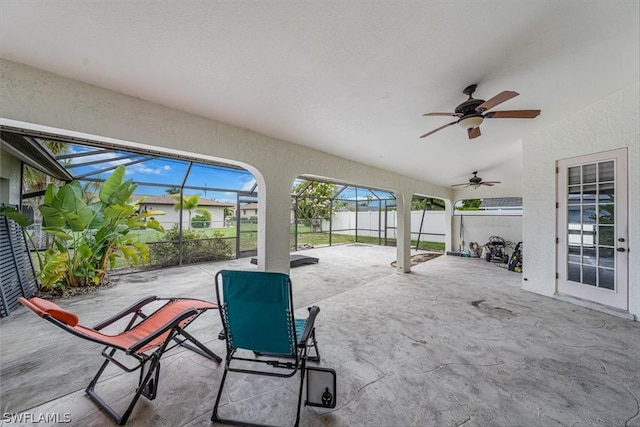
xmin=219 ymin=270 xmax=296 ymax=354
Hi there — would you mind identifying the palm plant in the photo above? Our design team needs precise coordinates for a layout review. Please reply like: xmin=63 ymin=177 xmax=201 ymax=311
xmin=172 ymin=194 xmax=200 ymax=229
xmin=22 ymin=139 xmax=70 ymax=221
xmin=1 ymin=165 xmax=164 ymax=291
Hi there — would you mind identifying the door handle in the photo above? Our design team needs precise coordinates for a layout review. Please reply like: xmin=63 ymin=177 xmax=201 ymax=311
xmin=616 ymin=248 xmax=626 ymax=252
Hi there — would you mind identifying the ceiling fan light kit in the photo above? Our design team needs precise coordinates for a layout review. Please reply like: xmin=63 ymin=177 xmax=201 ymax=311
xmin=457 ymin=115 xmax=484 ymax=129
xmin=421 ymin=84 xmax=541 ymax=139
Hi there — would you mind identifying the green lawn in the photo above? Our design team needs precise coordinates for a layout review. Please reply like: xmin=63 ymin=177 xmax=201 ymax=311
xmin=293 ymin=232 xmax=444 ymax=251
xmin=31 ymin=227 xmax=443 ymax=277
xmin=115 ymin=228 xmax=442 ymax=269
xmin=130 ymin=225 xmax=444 ymax=251
xmin=32 ymin=224 xmax=444 ymax=280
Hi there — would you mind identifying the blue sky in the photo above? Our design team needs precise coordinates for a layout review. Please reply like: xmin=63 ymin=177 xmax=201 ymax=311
xmin=62 ymin=143 xmax=256 ymax=203
xmin=59 ymin=143 xmax=396 ymax=204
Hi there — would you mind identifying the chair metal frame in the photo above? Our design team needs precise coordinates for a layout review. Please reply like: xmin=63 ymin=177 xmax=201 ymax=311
xmin=211 ymin=270 xmax=320 ymax=427
xmin=19 ymin=296 xmax=222 ymax=425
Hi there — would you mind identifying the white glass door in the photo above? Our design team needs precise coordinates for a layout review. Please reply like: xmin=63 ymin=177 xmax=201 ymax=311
xmin=556 ymin=148 xmax=628 ymax=310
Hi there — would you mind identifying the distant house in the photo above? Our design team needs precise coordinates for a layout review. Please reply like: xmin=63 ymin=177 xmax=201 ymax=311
xmin=133 ymin=195 xmax=234 ymax=229
xmin=236 ymin=202 xmax=293 ymax=224
xmin=452 ymin=197 xmax=523 ymax=217
xmin=238 ymin=202 xmax=258 ymax=218
xmin=479 ymin=197 xmax=523 ymax=214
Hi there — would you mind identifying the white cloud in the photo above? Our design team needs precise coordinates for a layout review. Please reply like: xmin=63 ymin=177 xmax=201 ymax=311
xmin=241 ymin=177 xmax=257 ymax=191
xmin=127 ymin=163 xmax=173 ymax=176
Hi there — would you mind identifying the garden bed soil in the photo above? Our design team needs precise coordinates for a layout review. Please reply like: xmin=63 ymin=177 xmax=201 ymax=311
xmin=35 ymin=279 xmax=119 ymax=301
xmin=390 ymin=252 xmax=442 ymax=268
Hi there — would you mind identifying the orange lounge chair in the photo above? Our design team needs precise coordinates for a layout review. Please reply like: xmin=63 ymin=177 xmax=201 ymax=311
xmin=18 ymin=296 xmax=222 ymax=425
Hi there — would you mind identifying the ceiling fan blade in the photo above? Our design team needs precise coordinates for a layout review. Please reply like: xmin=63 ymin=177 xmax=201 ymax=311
xmin=422 ymin=112 xmax=462 ymax=117
xmin=420 ymin=121 xmax=458 ymax=138
xmin=485 ymin=110 xmax=541 ymax=119
xmin=451 ymin=183 xmax=470 ymax=187
xmin=475 ymin=90 xmax=519 ymax=112
xmin=467 ymin=127 xmax=481 ymax=139
xmin=481 ymin=181 xmax=501 ymax=185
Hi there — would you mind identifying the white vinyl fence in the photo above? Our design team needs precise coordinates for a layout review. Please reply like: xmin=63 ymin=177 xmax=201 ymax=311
xmin=324 ymin=210 xmax=446 ymax=243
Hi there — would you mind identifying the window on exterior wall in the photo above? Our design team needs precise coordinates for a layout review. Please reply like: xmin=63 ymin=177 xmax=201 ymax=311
xmin=453 ymin=197 xmax=523 ymax=216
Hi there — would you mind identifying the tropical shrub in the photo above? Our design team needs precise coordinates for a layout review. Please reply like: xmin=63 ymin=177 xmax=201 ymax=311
xmin=191 ymin=208 xmax=211 ymax=228
xmin=1 ymin=165 xmax=164 ymax=291
xmin=191 ymin=215 xmax=210 ymax=228
xmin=150 ymin=226 xmax=232 ymax=266
xmin=292 ymin=180 xmax=337 ymax=222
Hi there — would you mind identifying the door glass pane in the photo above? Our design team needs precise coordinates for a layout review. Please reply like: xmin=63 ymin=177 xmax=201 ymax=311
xmin=598 ymin=247 xmax=614 ymax=268
xmin=598 ymin=226 xmax=614 ymax=246
xmin=582 ymin=164 xmax=597 ymax=183
xmin=599 ymin=161 xmax=614 ymax=182
xmin=568 ymin=186 xmax=581 ymax=204
xmin=568 ymin=263 xmax=581 ymax=282
xmin=582 ymin=247 xmax=596 ymax=266
xmin=598 ymin=203 xmax=615 ymax=225
xmin=598 ymin=203 xmax=614 ymax=225
xmin=583 ymin=265 xmax=597 ymax=286
xmin=568 ymin=206 xmax=581 ymax=225
xmin=568 ymin=166 xmax=581 ymax=185
xmin=598 ymin=182 xmax=614 ymax=203
xmin=568 ymin=230 xmax=581 ymax=246
xmin=599 ymin=268 xmax=614 ymax=290
xmin=568 ymin=245 xmax=581 ymax=263
xmin=582 ymin=205 xmax=596 ymax=224
xmin=583 ymin=227 xmax=596 ymax=246
xmin=564 ymin=159 xmax=616 ymax=290
xmin=583 ymin=184 xmax=597 ymax=203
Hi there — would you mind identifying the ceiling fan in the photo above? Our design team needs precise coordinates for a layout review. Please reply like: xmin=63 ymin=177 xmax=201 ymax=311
xmin=420 ymin=84 xmax=541 ymax=139
xmin=452 ymin=171 xmax=501 ymax=189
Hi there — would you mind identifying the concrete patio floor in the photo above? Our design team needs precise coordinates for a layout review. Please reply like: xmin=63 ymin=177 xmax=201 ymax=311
xmin=1 ymin=244 xmax=639 ymax=427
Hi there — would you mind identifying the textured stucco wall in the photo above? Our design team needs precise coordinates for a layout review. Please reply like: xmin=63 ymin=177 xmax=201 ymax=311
xmin=451 ymin=215 xmax=523 ymax=252
xmin=523 ymin=83 xmax=640 ymax=317
xmin=0 ymin=59 xmax=451 ymax=273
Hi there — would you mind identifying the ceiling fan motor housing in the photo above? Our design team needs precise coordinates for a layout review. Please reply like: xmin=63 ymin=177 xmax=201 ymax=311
xmin=455 ymin=99 xmax=485 ymax=116
xmin=469 ymin=173 xmax=482 ymax=184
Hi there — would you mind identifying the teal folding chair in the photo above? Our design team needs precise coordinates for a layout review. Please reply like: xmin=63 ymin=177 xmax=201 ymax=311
xmin=212 ymin=270 xmax=320 ymax=427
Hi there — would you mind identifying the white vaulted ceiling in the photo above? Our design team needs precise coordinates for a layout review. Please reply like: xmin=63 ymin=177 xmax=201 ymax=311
xmin=1 ymin=1 xmax=638 ymax=191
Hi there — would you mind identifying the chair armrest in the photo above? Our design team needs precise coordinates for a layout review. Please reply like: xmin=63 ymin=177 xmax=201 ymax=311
xmin=298 ymin=306 xmax=320 ymax=347
xmin=92 ymin=296 xmax=159 ymax=330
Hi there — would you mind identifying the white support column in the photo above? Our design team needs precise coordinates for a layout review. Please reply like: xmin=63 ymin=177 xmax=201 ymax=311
xmin=395 ymin=190 xmax=412 ymax=273
xmin=444 ymin=198 xmax=453 ymax=253
xmin=255 ymin=170 xmax=296 ymax=274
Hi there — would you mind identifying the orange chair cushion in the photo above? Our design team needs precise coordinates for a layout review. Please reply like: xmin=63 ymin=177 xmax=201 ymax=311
xmin=19 ymin=297 xmax=79 ymax=327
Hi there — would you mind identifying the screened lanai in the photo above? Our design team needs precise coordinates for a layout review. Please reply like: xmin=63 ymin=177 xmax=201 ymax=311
xmin=2 ymin=129 xmax=446 ymax=279
xmin=291 ymin=178 xmax=446 ymax=252
xmin=2 ymin=130 xmax=259 ymax=266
